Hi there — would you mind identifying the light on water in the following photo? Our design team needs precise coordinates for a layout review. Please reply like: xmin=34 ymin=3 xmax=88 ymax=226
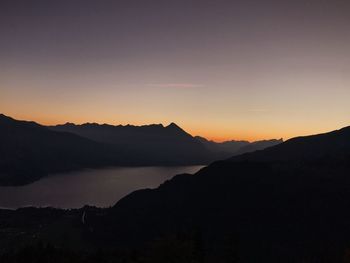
xmin=0 ymin=166 xmax=204 ymax=209
xmin=0 ymin=166 xmax=203 ymax=208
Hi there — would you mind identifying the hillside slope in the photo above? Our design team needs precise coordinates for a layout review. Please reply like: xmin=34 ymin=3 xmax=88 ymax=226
xmin=0 ymin=114 xmax=119 ymax=185
xmin=90 ymin=126 xmax=350 ymax=262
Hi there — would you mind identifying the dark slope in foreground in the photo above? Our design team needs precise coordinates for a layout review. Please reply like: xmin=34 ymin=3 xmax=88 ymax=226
xmin=0 ymin=114 xmax=119 ymax=185
xmin=1 ymin=126 xmax=350 ymax=262
xmin=88 ymin=126 xmax=350 ymax=262
xmin=230 ymin=126 xmax=350 ymax=163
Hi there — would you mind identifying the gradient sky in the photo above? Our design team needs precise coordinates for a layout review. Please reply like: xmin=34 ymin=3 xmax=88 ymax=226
xmin=1 ymin=0 xmax=350 ymax=141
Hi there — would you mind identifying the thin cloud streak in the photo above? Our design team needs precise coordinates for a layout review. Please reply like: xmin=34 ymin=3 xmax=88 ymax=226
xmin=149 ymin=83 xmax=204 ymax=88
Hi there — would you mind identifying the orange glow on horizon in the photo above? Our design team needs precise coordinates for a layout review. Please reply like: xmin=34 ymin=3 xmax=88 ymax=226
xmin=5 ymin=111 xmax=346 ymax=143
xmin=2 ymin=0 xmax=350 ymax=147
xmin=2 ymin=111 xmax=283 ymax=142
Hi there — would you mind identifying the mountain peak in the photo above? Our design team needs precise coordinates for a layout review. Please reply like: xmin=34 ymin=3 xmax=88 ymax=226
xmin=166 ymin=122 xmax=181 ymax=129
xmin=166 ymin=122 xmax=185 ymax=132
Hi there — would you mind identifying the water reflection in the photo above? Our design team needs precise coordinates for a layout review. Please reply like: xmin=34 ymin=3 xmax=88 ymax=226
xmin=0 ymin=166 xmax=204 ymax=209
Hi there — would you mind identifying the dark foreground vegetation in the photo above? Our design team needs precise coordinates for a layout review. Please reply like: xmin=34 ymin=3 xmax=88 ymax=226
xmin=0 ymin=207 xmax=238 ymax=263
xmin=0 ymin=231 xmax=239 ymax=263
xmin=1 ymin=207 xmax=350 ymax=263
xmin=1 ymin=122 xmax=350 ymax=262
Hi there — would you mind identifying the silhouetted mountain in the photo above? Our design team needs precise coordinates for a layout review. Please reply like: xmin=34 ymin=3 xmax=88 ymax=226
xmin=2 ymin=125 xmax=350 ymax=261
xmin=231 ymin=126 xmax=350 ymax=163
xmin=2 ymin=114 xmax=283 ymax=186
xmin=53 ymin=121 xmax=281 ymax=165
xmin=196 ymin=136 xmax=282 ymax=158
xmin=233 ymin=138 xmax=283 ymax=155
xmin=0 ymin=114 xmax=215 ymax=185
xmin=0 ymin=114 xmax=119 ymax=185
xmin=195 ymin=136 xmax=250 ymax=153
xmin=85 ymin=126 xmax=350 ymax=262
xmin=50 ymin=121 xmax=213 ymax=165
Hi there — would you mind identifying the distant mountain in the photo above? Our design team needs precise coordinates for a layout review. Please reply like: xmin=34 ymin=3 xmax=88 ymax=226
xmin=0 ymin=114 xmax=119 ymax=185
xmin=0 ymin=113 xmax=283 ymax=186
xmin=195 ymin=136 xmax=250 ymax=153
xmin=195 ymin=136 xmax=282 ymax=157
xmin=51 ymin=122 xmax=191 ymax=145
xmin=2 ymin=123 xmax=350 ymax=261
xmin=233 ymin=138 xmax=283 ymax=155
xmin=0 ymin=115 xmax=214 ymax=185
xmin=50 ymin=121 xmax=212 ymax=166
xmin=87 ymin=126 xmax=350 ymax=262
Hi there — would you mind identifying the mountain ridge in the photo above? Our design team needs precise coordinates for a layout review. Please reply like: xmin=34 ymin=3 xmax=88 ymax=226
xmin=0 ymin=113 xmax=283 ymax=186
xmin=1 ymin=117 xmax=350 ymax=261
xmin=86 ymin=124 xmax=350 ymax=261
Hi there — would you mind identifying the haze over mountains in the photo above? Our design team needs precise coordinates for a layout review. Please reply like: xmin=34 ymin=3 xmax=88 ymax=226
xmin=196 ymin=136 xmax=283 ymax=156
xmin=0 ymin=114 xmax=281 ymax=185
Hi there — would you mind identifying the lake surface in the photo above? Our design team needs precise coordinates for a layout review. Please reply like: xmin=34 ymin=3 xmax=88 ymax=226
xmin=0 ymin=166 xmax=204 ymax=209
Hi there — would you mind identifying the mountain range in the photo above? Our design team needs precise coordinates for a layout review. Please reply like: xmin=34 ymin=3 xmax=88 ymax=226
xmin=1 ymin=122 xmax=350 ymax=261
xmin=85 ymin=125 xmax=350 ymax=262
xmin=196 ymin=136 xmax=282 ymax=156
xmin=50 ymin=122 xmax=282 ymax=160
xmin=0 ymin=114 xmax=281 ymax=185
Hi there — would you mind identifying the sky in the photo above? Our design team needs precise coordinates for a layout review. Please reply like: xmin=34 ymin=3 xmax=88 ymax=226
xmin=1 ymin=0 xmax=350 ymax=141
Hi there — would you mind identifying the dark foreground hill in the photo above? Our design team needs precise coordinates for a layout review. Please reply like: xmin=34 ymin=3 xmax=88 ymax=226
xmin=86 ymin=126 xmax=350 ymax=262
xmin=2 ymin=126 xmax=350 ymax=262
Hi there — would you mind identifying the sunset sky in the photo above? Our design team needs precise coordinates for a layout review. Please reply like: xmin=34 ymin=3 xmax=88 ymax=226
xmin=1 ymin=0 xmax=350 ymax=141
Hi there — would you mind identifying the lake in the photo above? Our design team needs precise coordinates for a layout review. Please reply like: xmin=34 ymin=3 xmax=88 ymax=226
xmin=0 ymin=166 xmax=204 ymax=209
